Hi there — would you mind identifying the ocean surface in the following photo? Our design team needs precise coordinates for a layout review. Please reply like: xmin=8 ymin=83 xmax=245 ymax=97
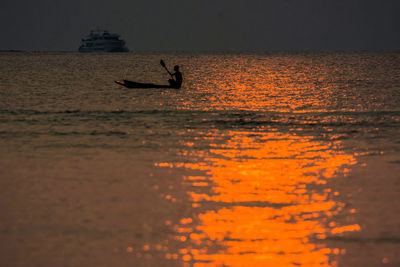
xmin=0 ymin=52 xmax=399 ymax=267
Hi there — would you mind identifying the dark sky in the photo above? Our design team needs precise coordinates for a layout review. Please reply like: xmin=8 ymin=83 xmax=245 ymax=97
xmin=1 ymin=0 xmax=399 ymax=52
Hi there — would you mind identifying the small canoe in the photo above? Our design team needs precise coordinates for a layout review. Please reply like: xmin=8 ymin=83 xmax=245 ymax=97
xmin=114 ymin=80 xmax=175 ymax=89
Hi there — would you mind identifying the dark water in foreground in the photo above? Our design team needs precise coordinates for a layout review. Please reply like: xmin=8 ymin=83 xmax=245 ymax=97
xmin=0 ymin=53 xmax=400 ymax=267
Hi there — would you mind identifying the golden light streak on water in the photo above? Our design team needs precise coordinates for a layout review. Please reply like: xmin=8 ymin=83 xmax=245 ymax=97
xmin=187 ymin=56 xmax=340 ymax=113
xmin=157 ymin=130 xmax=359 ymax=266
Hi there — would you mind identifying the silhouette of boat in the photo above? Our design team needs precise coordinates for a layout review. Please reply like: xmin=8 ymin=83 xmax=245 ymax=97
xmin=114 ymin=80 xmax=178 ymax=89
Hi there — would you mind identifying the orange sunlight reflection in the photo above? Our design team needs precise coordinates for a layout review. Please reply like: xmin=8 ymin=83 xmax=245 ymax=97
xmin=157 ymin=131 xmax=359 ymax=266
xmin=188 ymin=56 xmax=336 ymax=112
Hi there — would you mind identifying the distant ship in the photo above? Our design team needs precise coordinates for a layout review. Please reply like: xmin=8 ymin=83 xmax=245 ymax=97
xmin=79 ymin=28 xmax=129 ymax=53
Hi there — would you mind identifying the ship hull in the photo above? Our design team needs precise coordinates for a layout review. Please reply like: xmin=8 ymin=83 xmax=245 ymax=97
xmin=79 ymin=46 xmax=129 ymax=53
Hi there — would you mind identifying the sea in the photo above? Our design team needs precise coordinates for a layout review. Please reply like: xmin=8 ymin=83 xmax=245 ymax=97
xmin=0 ymin=52 xmax=399 ymax=267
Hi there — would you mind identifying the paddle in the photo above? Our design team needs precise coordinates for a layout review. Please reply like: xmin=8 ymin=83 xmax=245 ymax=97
xmin=160 ymin=59 xmax=173 ymax=77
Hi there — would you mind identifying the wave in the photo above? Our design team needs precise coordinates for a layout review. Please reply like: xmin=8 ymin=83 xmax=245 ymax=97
xmin=1 ymin=108 xmax=400 ymax=116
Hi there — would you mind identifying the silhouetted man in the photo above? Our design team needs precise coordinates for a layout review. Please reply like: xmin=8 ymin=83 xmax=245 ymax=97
xmin=168 ymin=65 xmax=183 ymax=89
